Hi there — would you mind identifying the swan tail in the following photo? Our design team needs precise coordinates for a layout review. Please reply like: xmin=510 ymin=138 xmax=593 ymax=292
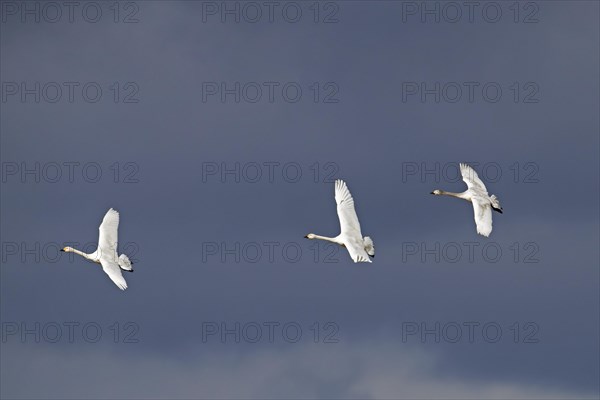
xmin=118 ymin=254 xmax=134 ymax=272
xmin=363 ymin=236 xmax=375 ymax=257
xmin=490 ymin=195 xmax=503 ymax=214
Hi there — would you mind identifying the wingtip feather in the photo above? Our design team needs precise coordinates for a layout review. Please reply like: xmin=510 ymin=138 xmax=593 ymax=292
xmin=477 ymin=230 xmax=491 ymax=237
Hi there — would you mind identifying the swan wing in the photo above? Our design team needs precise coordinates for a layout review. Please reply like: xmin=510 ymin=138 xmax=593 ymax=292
xmin=100 ymin=258 xmax=128 ymax=290
xmin=335 ymin=179 xmax=362 ymax=236
xmin=363 ymin=236 xmax=375 ymax=257
xmin=345 ymin=237 xmax=373 ymax=263
xmin=460 ymin=163 xmax=488 ymax=193
xmin=472 ymin=199 xmax=493 ymax=237
xmin=98 ymin=208 xmax=119 ymax=259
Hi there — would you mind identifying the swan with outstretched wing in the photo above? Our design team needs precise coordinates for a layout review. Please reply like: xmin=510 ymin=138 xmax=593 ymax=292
xmin=61 ymin=208 xmax=133 ymax=290
xmin=431 ymin=163 xmax=503 ymax=237
xmin=305 ymin=180 xmax=374 ymax=263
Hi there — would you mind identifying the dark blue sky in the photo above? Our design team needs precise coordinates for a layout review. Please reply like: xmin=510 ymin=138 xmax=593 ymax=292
xmin=1 ymin=1 xmax=599 ymax=398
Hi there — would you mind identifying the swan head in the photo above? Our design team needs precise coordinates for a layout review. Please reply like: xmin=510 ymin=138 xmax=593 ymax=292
xmin=431 ymin=190 xmax=442 ymax=195
xmin=61 ymin=246 xmax=74 ymax=252
xmin=304 ymin=234 xmax=316 ymax=239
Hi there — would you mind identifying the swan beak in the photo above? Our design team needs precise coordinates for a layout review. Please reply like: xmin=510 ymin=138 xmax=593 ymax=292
xmin=60 ymin=248 xmax=65 ymax=252
xmin=430 ymin=191 xmax=435 ymax=194
xmin=303 ymin=235 xmax=308 ymax=239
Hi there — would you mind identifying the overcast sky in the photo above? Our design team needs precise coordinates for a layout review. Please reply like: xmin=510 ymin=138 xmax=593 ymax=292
xmin=1 ymin=1 xmax=599 ymax=399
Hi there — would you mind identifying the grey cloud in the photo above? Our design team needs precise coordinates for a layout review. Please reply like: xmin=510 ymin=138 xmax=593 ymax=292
xmin=2 ymin=339 xmax=596 ymax=400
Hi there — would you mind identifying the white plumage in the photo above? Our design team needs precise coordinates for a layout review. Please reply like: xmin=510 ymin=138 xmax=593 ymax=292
xmin=61 ymin=208 xmax=133 ymax=290
xmin=305 ymin=180 xmax=374 ymax=263
xmin=431 ymin=163 xmax=503 ymax=237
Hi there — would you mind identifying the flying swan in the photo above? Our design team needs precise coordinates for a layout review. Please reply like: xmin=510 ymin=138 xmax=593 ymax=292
xmin=305 ymin=179 xmax=375 ymax=263
xmin=431 ymin=163 xmax=503 ymax=237
xmin=61 ymin=208 xmax=133 ymax=290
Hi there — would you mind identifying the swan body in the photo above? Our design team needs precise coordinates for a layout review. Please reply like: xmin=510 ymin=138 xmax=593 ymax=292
xmin=61 ymin=208 xmax=133 ymax=290
xmin=431 ymin=163 xmax=503 ymax=237
xmin=305 ymin=180 xmax=374 ymax=263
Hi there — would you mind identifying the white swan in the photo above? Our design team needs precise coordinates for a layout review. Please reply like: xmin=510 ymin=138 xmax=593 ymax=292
xmin=305 ymin=179 xmax=375 ymax=263
xmin=431 ymin=163 xmax=503 ymax=237
xmin=61 ymin=208 xmax=133 ymax=290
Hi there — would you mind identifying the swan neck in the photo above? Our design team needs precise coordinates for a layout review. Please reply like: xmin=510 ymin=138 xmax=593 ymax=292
xmin=312 ymin=235 xmax=340 ymax=244
xmin=72 ymin=248 xmax=94 ymax=260
xmin=440 ymin=190 xmax=468 ymax=200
